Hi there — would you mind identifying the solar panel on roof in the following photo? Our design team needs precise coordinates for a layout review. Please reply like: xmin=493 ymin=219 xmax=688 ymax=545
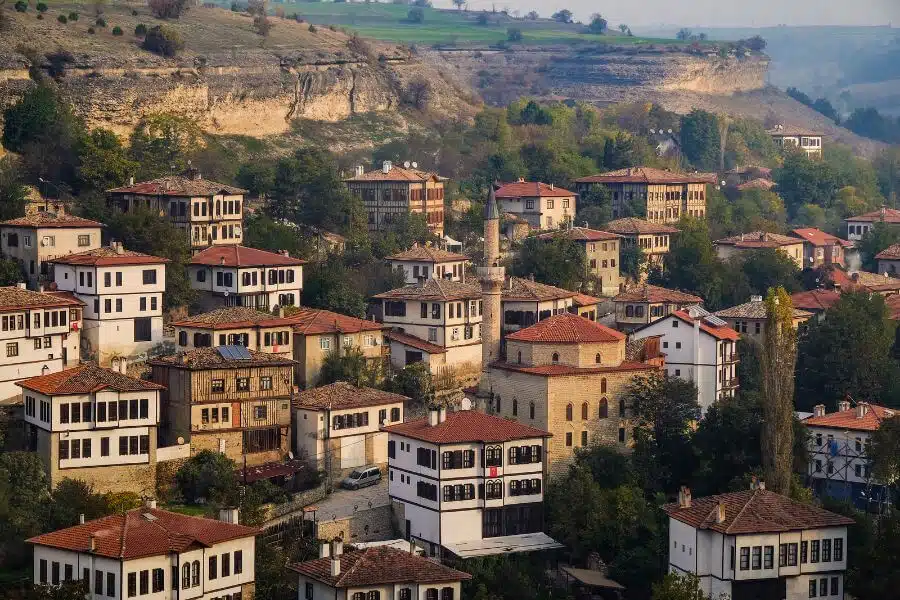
xmin=704 ymin=315 xmax=729 ymax=328
xmin=217 ymin=345 xmax=251 ymax=360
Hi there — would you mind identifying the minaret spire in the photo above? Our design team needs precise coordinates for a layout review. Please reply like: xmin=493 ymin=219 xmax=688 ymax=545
xmin=477 ymin=184 xmax=504 ymax=398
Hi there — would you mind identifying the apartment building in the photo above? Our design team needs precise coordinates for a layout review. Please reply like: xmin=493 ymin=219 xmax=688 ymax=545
xmin=188 ymin=245 xmax=305 ymax=312
xmin=386 ymin=244 xmax=469 ymax=284
xmin=291 ymin=542 xmax=471 ymax=600
xmin=292 ymin=382 xmax=407 ymax=476
xmin=0 ymin=207 xmax=102 ymax=289
xmin=19 ymin=363 xmax=164 ymax=495
xmin=383 ymin=408 xmax=561 ymax=559
xmin=604 ymin=218 xmax=680 ymax=271
xmin=50 ymin=243 xmax=167 ymax=365
xmin=149 ymin=347 xmax=295 ymax=468
xmin=631 ymin=306 xmax=739 ymax=412
xmin=107 ymin=169 xmax=246 ymax=252
xmin=535 ymin=227 xmax=621 ymax=296
xmin=714 ymin=232 xmax=806 ymax=270
xmin=664 ymin=484 xmax=853 ymax=600
xmin=612 ymin=284 xmax=703 ymax=332
xmin=574 ymin=167 xmax=712 ymax=223
xmin=172 ymin=307 xmax=296 ymax=357
xmin=28 ymin=507 xmax=258 ymax=600
xmin=0 ymin=285 xmax=82 ymax=402
xmin=345 ymin=162 xmax=447 ymax=236
xmin=494 ymin=180 xmax=576 ymax=230
xmin=767 ymin=125 xmax=823 ymax=157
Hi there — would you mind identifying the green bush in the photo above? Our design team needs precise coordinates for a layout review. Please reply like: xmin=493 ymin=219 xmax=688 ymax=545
xmin=142 ymin=25 xmax=184 ymax=57
xmin=87 ymin=26 xmax=95 ymax=33
xmin=36 ymin=2 xmax=47 ymax=12
xmin=68 ymin=11 xmax=79 ymax=20
xmin=57 ymin=14 xmax=68 ymax=23
xmin=135 ymin=23 xmax=147 ymax=36
xmin=95 ymin=17 xmax=106 ymax=27
xmin=14 ymin=1 xmax=28 ymax=12
xmin=112 ymin=25 xmax=123 ymax=35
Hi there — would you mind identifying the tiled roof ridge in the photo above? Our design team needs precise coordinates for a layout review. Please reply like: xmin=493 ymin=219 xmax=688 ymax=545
xmin=723 ymin=489 xmax=759 ymax=535
xmin=334 ymin=547 xmax=372 ymax=586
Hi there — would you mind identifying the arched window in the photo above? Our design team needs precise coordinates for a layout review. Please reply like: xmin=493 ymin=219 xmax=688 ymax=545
xmin=426 ymin=589 xmax=439 ymax=600
xmin=517 ymin=350 xmax=522 ymax=364
xmin=595 ymin=352 xmax=602 ymax=364
xmin=599 ymin=398 xmax=609 ymax=418
xmin=552 ymin=352 xmax=560 ymax=363
xmin=530 ymin=402 xmax=535 ymax=419
xmin=181 ymin=564 xmax=190 ymax=589
xmin=581 ymin=402 xmax=589 ymax=420
xmin=619 ymin=398 xmax=626 ymax=417
xmin=601 ymin=378 xmax=607 ymax=393
xmin=565 ymin=403 xmax=573 ymax=421
xmin=512 ymin=398 xmax=518 ymax=416
xmin=441 ymin=588 xmax=455 ymax=600
xmin=191 ymin=561 xmax=200 ymax=586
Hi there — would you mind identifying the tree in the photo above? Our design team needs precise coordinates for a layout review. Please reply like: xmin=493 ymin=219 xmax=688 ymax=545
xmin=857 ymin=222 xmax=900 ymax=271
xmin=506 ymin=27 xmax=522 ymax=42
xmin=693 ymin=393 xmax=763 ymax=495
xmin=128 ymin=113 xmax=202 ymax=180
xmin=676 ymin=28 xmax=692 ymax=41
xmin=236 ymin=161 xmax=276 ymax=199
xmin=526 ymin=10 xmax=538 ymax=19
xmin=796 ymin=291 xmax=900 ymax=410
xmin=625 ymin=373 xmax=700 ymax=495
xmin=75 ymin=128 xmax=138 ymax=193
xmin=0 ymin=452 xmax=51 ymax=570
xmin=680 ymin=110 xmax=721 ymax=171
xmin=650 ymin=218 xmax=725 ymax=309
xmin=403 ymin=77 xmax=432 ymax=110
xmin=302 ymin=256 xmax=367 ymax=318
xmin=774 ymin=150 xmax=839 ymax=215
xmin=588 ymin=13 xmax=607 ymax=34
xmin=651 ymin=572 xmax=708 ymax=600
xmin=0 ymin=258 xmax=24 ymax=285
xmin=44 ymin=479 xmax=119 ymax=532
xmin=318 ymin=347 xmax=373 ymax=387
xmin=243 ymin=215 xmax=314 ymax=260
xmin=0 ymin=156 xmax=27 ymax=221
xmin=512 ymin=235 xmax=587 ymax=290
xmin=385 ymin=362 xmax=434 ymax=405
xmin=175 ymin=450 xmax=240 ymax=504
xmin=142 ymin=25 xmax=184 ymax=56
xmin=759 ymin=287 xmax=797 ymax=495
xmin=551 ymin=9 xmax=572 ymax=23
xmin=407 ymin=7 xmax=424 ymax=22
xmin=619 ymin=244 xmax=648 ymax=281
xmin=733 ymin=248 xmax=800 ymax=300
xmin=869 ymin=417 xmax=900 ymax=487
xmin=148 ymin=0 xmax=190 ymax=19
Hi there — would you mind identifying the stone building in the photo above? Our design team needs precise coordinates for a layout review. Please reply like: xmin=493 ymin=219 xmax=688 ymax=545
xmin=345 ymin=162 xmax=447 ymax=236
xmin=574 ymin=167 xmax=713 ymax=223
xmin=107 ymin=169 xmax=247 ymax=253
xmin=0 ymin=207 xmax=102 ymax=290
xmin=535 ymin=227 xmax=621 ymax=296
xmin=19 ymin=363 xmax=164 ymax=495
xmin=480 ymin=313 xmax=660 ymax=476
xmin=494 ymin=180 xmax=576 ymax=230
xmin=149 ymin=347 xmax=295 ymax=468
xmin=612 ymin=284 xmax=703 ymax=332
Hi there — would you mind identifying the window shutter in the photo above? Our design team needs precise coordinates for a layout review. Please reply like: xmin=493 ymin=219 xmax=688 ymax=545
xmin=478 ymin=483 xmax=484 ymax=499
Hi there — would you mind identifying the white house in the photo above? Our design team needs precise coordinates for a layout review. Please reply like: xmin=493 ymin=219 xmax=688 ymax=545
xmin=803 ymin=401 xmax=896 ymax=509
xmin=630 ymin=306 xmax=739 ymax=412
xmin=844 ymin=207 xmax=900 ymax=241
xmin=767 ymin=125 xmax=823 ymax=157
xmin=0 ymin=207 xmax=103 ymax=290
xmin=28 ymin=505 xmax=258 ymax=600
xmin=663 ymin=484 xmax=854 ymax=600
xmin=292 ymin=382 xmax=408 ymax=476
xmin=172 ymin=307 xmax=296 ymax=357
xmin=494 ymin=180 xmax=576 ymax=230
xmin=0 ymin=285 xmax=83 ymax=402
xmin=188 ymin=245 xmax=306 ymax=312
xmin=19 ymin=362 xmax=165 ymax=495
xmin=290 ymin=539 xmax=471 ymax=600
xmin=50 ymin=243 xmax=168 ymax=364
xmin=372 ymin=279 xmax=482 ymax=380
xmin=386 ymin=245 xmax=469 ymax=284
xmin=382 ymin=408 xmax=561 ymax=559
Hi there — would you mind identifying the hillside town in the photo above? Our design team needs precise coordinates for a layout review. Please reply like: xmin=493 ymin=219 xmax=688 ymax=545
xmin=1 ymin=1 xmax=900 ymax=599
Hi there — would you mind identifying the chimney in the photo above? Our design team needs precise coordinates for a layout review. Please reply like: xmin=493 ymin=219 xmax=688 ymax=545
xmin=355 ymin=165 xmax=364 ymax=177
xmin=277 ymin=305 xmax=285 ymax=318
xmin=382 ymin=160 xmax=392 ymax=174
xmin=218 ymin=508 xmax=240 ymax=524
xmin=128 ymin=176 xmax=135 ymax=186
xmin=281 ymin=250 xmax=290 ymax=257
xmin=750 ymin=295 xmax=763 ymax=303
xmin=715 ymin=502 xmax=725 ymax=524
xmin=118 ymin=358 xmax=128 ymax=375
xmin=79 ymin=513 xmax=85 ymax=524
xmin=758 ymin=481 xmax=765 ymax=491
xmin=319 ymin=542 xmax=330 ymax=558
xmin=750 ymin=475 xmax=758 ymax=490
xmin=813 ymin=404 xmax=826 ymax=418
xmin=115 ymin=241 xmax=124 ymax=255
xmin=438 ymin=406 xmax=447 ymax=423
xmin=331 ymin=538 xmax=343 ymax=557
xmin=16 ymin=282 xmax=26 ymax=290
xmin=856 ymin=403 xmax=869 ymax=419
xmin=549 ymin=183 xmax=554 ymax=190
xmin=89 ymin=534 xmax=96 ymax=552
xmin=518 ymin=177 xmax=525 ymax=183
xmin=428 ymin=409 xmax=439 ymax=426
xmin=838 ymin=399 xmax=851 ymax=412
xmin=678 ymin=486 xmax=691 ymax=508
xmin=144 ymin=499 xmax=157 ymax=509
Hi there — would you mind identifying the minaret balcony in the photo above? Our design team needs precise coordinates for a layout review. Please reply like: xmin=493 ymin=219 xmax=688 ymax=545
xmin=477 ymin=266 xmax=505 ymax=284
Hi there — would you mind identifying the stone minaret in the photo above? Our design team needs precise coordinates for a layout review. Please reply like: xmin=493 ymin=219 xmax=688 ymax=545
xmin=477 ymin=186 xmax=504 ymax=396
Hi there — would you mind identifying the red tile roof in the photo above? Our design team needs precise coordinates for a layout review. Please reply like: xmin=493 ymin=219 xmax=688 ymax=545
xmin=791 ymin=228 xmax=850 ymax=248
xmin=107 ymin=173 xmax=246 ymax=197
xmin=715 ymin=231 xmax=803 ymax=249
xmin=737 ymin=178 xmax=775 ymax=191
xmin=575 ymin=167 xmax=716 ymax=185
xmin=671 ymin=310 xmax=740 ymax=341
xmin=767 ymin=125 xmax=823 ymax=137
xmin=189 ymin=245 xmax=306 ymax=268
xmin=50 ymin=247 xmax=169 ymax=267
xmin=289 ymin=547 xmax=471 ymax=588
xmin=501 ymin=277 xmax=577 ymax=302
xmin=382 ymin=410 xmax=550 ymax=444
xmin=16 ymin=364 xmax=165 ymax=396
xmin=613 ymin=284 xmax=702 ymax=304
xmin=535 ymin=227 xmax=619 ymax=242
xmin=663 ymin=489 xmax=854 ymax=535
xmin=885 ymin=294 xmax=900 ymax=320
xmin=495 ymin=181 xmax=575 ymax=198
xmin=27 ymin=507 xmax=258 ymax=560
xmin=604 ymin=218 xmax=680 ymax=236
xmin=293 ymin=382 xmax=409 ymax=410
xmin=845 ymin=207 xmax=900 ymax=224
xmin=506 ymin=313 xmax=624 ymax=344
xmin=490 ymin=361 xmax=657 ymax=377
xmin=790 ymin=289 xmax=841 ymax=312
xmin=875 ymin=243 xmax=900 ymax=260
xmin=0 ymin=286 xmax=84 ymax=312
xmin=803 ymin=403 xmax=897 ymax=432
xmin=572 ymin=292 xmax=603 ymax=307
xmin=386 ymin=330 xmax=447 ymax=355
xmin=289 ymin=308 xmax=386 ymax=336
xmin=344 ymin=165 xmax=446 ymax=183
xmin=172 ymin=307 xmax=297 ymax=330
xmin=1 ymin=212 xmax=104 ymax=229
xmin=830 ymin=268 xmax=900 ymax=293
xmin=386 ymin=246 xmax=468 ymax=263
xmin=373 ymin=279 xmax=481 ymax=302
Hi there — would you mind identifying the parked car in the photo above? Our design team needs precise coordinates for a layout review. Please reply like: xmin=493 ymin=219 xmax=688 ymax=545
xmin=340 ymin=465 xmax=382 ymax=490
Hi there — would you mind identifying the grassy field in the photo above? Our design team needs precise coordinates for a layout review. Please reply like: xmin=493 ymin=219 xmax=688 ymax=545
xmin=261 ymin=2 xmax=684 ymax=47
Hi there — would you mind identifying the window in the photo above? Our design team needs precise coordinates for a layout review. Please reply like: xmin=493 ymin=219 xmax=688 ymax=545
xmin=209 ymin=556 xmax=218 ymax=580
xmin=95 ymin=570 xmax=104 ymax=594
xmin=764 ymin=546 xmax=774 ymax=569
xmin=139 ymin=570 xmax=149 ymax=595
xmin=191 ymin=561 xmax=200 ymax=586
xmin=820 ymin=578 xmax=827 ymax=597
xmin=739 ymin=547 xmax=750 ymax=570
xmin=235 ymin=550 xmax=243 ymax=574
xmin=237 ymin=377 xmax=250 ymax=392
xmin=788 ymin=542 xmax=798 ymax=566
xmin=552 ymin=352 xmax=559 ymax=363
xmin=399 ymin=589 xmax=411 ymax=600
xmin=530 ymin=402 xmax=535 ymax=419
xmin=831 ymin=577 xmax=838 ymax=596
xmin=142 ymin=269 xmax=157 ymax=285
xmin=822 ymin=539 xmax=831 ymax=562
xmin=441 ymin=588 xmax=454 ymax=600
xmin=581 ymin=431 xmax=588 ymax=446
xmin=779 ymin=543 xmax=788 ymax=567
xmin=565 ymin=432 xmax=572 ymax=447
xmin=834 ymin=538 xmax=843 ymax=561
xmin=811 ymin=540 xmax=820 ymax=563
xmin=260 ymin=376 xmax=273 ymax=391
xmin=566 ymin=403 xmax=573 ymax=421
xmin=127 ymin=572 xmax=137 ymax=597
xmin=417 ymin=447 xmax=437 ymax=469
xmin=116 ymin=298 xmax=123 ymax=312
xmin=809 ymin=579 xmax=817 ymax=598
xmin=391 ymin=407 xmax=401 ymax=421
xmin=107 ymin=572 xmax=115 ymax=597
xmin=485 ymin=445 xmax=502 ymax=467
xmin=801 ymin=541 xmax=808 ymax=563
xmin=6 ymin=342 xmax=17 ymax=357
xmin=751 ymin=546 xmax=761 ymax=569
xmin=182 ymin=564 xmax=190 ymax=590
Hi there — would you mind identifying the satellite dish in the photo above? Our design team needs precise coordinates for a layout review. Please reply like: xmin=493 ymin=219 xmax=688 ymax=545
xmin=650 ymin=129 xmax=656 ymax=134
xmin=404 ymin=161 xmax=411 ymax=168
xmin=381 ymin=419 xmax=389 ymax=426
xmin=177 ymin=436 xmax=185 ymax=445
xmin=288 ymin=451 xmax=294 ymax=459
xmin=223 ymin=292 xmax=229 ymax=297
xmin=667 ymin=128 xmax=673 ymax=134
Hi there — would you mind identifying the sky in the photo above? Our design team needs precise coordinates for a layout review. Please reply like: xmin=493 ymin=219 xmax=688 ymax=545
xmin=443 ymin=0 xmax=900 ymax=28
